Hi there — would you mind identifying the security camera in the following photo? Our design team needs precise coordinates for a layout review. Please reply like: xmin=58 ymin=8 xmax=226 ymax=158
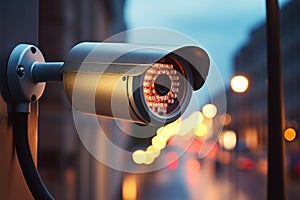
xmin=62 ymin=42 xmax=210 ymax=125
xmin=2 ymin=42 xmax=209 ymax=199
xmin=3 ymin=42 xmax=209 ymax=125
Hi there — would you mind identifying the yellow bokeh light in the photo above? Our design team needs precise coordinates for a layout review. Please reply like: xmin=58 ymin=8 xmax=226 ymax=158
xmin=152 ymin=135 xmax=167 ymax=150
xmin=220 ymin=130 xmax=237 ymax=150
xmin=156 ymin=126 xmax=168 ymax=136
xmin=132 ymin=111 xmax=209 ymax=165
xmin=284 ymin=128 xmax=296 ymax=142
xmin=195 ymin=123 xmax=208 ymax=137
xmin=156 ymin=131 xmax=169 ymax=141
xmin=146 ymin=145 xmax=160 ymax=158
xmin=197 ymin=112 xmax=204 ymax=123
xmin=188 ymin=111 xmax=204 ymax=125
xmin=202 ymin=104 xmax=217 ymax=118
xmin=176 ymin=111 xmax=204 ymax=136
xmin=132 ymin=150 xmax=147 ymax=164
xmin=144 ymin=154 xmax=155 ymax=165
xmin=230 ymin=75 xmax=249 ymax=93
xmin=161 ymin=118 xmax=182 ymax=136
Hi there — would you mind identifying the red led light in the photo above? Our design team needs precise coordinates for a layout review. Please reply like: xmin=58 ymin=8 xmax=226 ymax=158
xmin=143 ymin=63 xmax=181 ymax=116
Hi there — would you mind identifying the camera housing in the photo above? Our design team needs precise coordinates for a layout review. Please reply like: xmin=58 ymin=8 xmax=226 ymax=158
xmin=62 ymin=42 xmax=210 ymax=125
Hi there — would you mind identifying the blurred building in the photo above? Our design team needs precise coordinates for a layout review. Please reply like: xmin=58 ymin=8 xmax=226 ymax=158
xmin=38 ymin=0 xmax=127 ymax=199
xmin=226 ymin=0 xmax=300 ymax=152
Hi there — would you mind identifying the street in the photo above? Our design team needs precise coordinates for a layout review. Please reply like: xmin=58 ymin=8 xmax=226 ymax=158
xmin=139 ymin=154 xmax=300 ymax=200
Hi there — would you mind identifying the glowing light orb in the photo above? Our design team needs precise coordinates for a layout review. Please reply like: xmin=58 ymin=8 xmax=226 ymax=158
xmin=146 ymin=146 xmax=160 ymax=158
xmin=284 ymin=128 xmax=297 ymax=142
xmin=195 ymin=123 xmax=208 ymax=137
xmin=220 ymin=130 xmax=237 ymax=150
xmin=202 ymin=104 xmax=217 ymax=118
xmin=230 ymin=75 xmax=249 ymax=93
xmin=152 ymin=135 xmax=167 ymax=150
xmin=132 ymin=150 xmax=147 ymax=164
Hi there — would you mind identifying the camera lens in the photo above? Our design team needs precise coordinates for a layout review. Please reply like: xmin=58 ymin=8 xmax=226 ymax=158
xmin=154 ymin=74 xmax=171 ymax=96
xmin=142 ymin=62 xmax=184 ymax=117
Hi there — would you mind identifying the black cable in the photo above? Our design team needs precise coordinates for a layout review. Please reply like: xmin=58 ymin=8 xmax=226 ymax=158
xmin=13 ymin=111 xmax=54 ymax=200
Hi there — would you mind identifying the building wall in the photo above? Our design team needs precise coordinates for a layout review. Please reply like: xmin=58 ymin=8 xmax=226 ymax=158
xmin=0 ymin=1 xmax=40 ymax=199
xmin=228 ymin=0 xmax=300 ymax=150
xmin=38 ymin=0 xmax=127 ymax=199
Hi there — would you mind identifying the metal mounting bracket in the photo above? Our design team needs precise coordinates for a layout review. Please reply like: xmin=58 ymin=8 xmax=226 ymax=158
xmin=7 ymin=44 xmax=45 ymax=112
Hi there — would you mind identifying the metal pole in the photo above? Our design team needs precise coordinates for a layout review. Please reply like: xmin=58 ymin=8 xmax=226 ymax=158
xmin=266 ymin=0 xmax=286 ymax=199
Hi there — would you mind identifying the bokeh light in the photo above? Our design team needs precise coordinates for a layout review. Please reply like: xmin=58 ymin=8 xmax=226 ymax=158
xmin=132 ymin=111 xmax=207 ymax=165
xmin=146 ymin=145 xmax=160 ymax=158
xmin=144 ymin=154 xmax=155 ymax=165
xmin=230 ymin=75 xmax=249 ymax=93
xmin=177 ymin=111 xmax=204 ymax=136
xmin=202 ymin=104 xmax=217 ymax=118
xmin=195 ymin=123 xmax=208 ymax=137
xmin=132 ymin=150 xmax=147 ymax=164
xmin=158 ymin=117 xmax=182 ymax=137
xmin=122 ymin=175 xmax=137 ymax=200
xmin=152 ymin=135 xmax=167 ymax=150
xmin=218 ymin=113 xmax=232 ymax=126
xmin=284 ymin=128 xmax=297 ymax=142
xmin=219 ymin=130 xmax=237 ymax=150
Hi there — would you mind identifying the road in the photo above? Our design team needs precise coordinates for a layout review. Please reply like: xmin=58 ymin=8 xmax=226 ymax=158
xmin=139 ymin=155 xmax=300 ymax=200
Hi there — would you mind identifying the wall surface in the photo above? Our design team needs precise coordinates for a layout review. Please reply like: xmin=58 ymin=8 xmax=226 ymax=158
xmin=0 ymin=1 xmax=39 ymax=199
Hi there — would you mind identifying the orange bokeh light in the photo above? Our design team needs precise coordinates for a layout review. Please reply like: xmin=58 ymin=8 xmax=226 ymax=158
xmin=284 ymin=128 xmax=297 ymax=142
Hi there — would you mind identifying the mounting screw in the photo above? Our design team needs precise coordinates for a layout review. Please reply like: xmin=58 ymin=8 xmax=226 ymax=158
xmin=31 ymin=94 xmax=37 ymax=102
xmin=17 ymin=65 xmax=25 ymax=77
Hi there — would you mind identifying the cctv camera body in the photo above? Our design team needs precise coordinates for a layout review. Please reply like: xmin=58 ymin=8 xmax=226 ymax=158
xmin=63 ymin=42 xmax=209 ymax=125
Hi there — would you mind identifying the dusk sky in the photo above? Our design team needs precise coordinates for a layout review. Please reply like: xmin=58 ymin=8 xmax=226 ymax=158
xmin=125 ymin=0 xmax=291 ymax=93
